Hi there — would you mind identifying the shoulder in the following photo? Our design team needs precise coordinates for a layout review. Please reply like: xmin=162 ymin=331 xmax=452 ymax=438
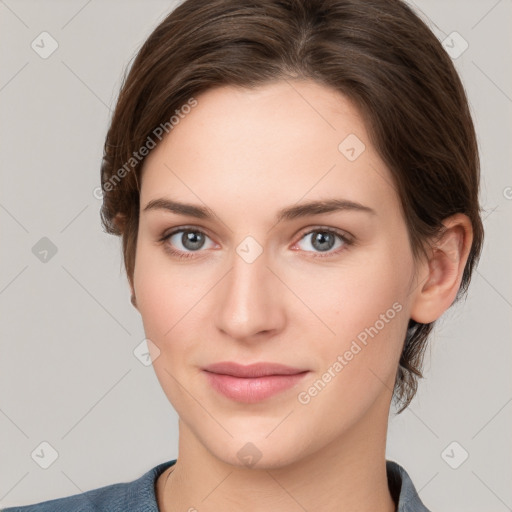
xmin=1 ymin=459 xmax=177 ymax=512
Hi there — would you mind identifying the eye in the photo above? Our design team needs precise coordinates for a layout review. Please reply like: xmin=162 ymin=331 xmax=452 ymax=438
xmin=160 ymin=227 xmax=216 ymax=259
xmin=293 ymin=227 xmax=352 ymax=257
xmin=159 ymin=225 xmax=353 ymax=260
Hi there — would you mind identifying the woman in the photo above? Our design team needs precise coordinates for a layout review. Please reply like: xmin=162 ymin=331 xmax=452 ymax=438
xmin=2 ymin=0 xmax=483 ymax=510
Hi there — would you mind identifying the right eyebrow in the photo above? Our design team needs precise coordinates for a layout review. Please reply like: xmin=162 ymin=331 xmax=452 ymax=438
xmin=142 ymin=198 xmax=212 ymax=219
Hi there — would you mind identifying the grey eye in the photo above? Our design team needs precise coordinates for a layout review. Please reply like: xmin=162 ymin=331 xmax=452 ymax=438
xmin=168 ymin=230 xmax=214 ymax=252
xmin=297 ymin=230 xmax=344 ymax=253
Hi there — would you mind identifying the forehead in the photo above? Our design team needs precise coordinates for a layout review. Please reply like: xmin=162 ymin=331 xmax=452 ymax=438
xmin=139 ymin=79 xmax=400 ymax=220
xmin=145 ymin=79 xmax=365 ymax=163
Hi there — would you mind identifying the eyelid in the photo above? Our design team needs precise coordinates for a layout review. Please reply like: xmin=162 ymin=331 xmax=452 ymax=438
xmin=160 ymin=224 xmax=215 ymax=241
xmin=293 ymin=225 xmax=354 ymax=244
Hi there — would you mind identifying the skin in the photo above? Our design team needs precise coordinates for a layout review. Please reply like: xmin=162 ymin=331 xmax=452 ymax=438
xmin=123 ymin=79 xmax=472 ymax=512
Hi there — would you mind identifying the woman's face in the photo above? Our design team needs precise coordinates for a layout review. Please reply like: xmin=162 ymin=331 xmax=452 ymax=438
xmin=133 ymin=79 xmax=425 ymax=468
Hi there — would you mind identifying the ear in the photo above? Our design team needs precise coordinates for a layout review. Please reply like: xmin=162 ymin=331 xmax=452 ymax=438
xmin=111 ymin=213 xmax=138 ymax=309
xmin=129 ymin=278 xmax=139 ymax=311
xmin=410 ymin=213 xmax=473 ymax=324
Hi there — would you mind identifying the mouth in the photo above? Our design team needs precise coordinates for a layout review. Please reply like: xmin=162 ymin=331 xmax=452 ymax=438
xmin=202 ymin=361 xmax=310 ymax=403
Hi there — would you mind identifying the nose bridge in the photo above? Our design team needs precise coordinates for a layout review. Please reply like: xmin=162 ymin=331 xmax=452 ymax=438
xmin=215 ymin=239 xmax=283 ymax=339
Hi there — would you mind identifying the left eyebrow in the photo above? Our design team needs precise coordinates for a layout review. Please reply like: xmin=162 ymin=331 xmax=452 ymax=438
xmin=275 ymin=198 xmax=376 ymax=222
xmin=142 ymin=197 xmax=376 ymax=222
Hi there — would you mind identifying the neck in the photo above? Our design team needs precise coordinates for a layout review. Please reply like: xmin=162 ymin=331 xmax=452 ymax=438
xmin=158 ymin=396 xmax=396 ymax=512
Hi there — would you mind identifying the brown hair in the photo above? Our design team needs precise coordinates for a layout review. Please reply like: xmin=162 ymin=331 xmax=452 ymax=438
xmin=100 ymin=0 xmax=484 ymax=412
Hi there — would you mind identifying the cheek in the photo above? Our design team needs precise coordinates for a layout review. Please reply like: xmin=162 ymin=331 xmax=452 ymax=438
xmin=133 ymin=245 xmax=202 ymax=406
xmin=282 ymin=245 xmax=411 ymax=342
xmin=286 ymin=243 xmax=412 ymax=394
xmin=133 ymin=242 xmax=206 ymax=337
xmin=133 ymin=243 xmax=224 ymax=400
xmin=290 ymin=267 xmax=410 ymax=436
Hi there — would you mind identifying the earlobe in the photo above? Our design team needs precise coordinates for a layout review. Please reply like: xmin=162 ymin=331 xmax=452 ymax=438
xmin=410 ymin=214 xmax=473 ymax=324
xmin=129 ymin=279 xmax=139 ymax=311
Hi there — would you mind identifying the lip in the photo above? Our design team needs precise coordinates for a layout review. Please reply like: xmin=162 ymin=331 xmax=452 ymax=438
xmin=203 ymin=361 xmax=307 ymax=378
xmin=202 ymin=362 xmax=309 ymax=403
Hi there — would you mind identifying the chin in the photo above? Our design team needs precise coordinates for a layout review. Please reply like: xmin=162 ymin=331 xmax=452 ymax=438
xmin=197 ymin=427 xmax=315 ymax=471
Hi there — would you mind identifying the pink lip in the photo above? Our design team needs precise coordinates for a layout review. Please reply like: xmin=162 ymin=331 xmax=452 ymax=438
xmin=202 ymin=362 xmax=309 ymax=403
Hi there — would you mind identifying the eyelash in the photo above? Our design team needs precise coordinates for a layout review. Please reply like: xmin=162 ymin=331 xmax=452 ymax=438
xmin=158 ymin=225 xmax=354 ymax=260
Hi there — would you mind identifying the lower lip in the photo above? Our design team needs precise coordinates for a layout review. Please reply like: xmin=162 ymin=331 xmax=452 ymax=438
xmin=203 ymin=371 xmax=309 ymax=403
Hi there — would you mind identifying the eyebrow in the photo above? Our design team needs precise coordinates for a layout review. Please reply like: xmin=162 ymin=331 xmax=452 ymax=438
xmin=143 ymin=197 xmax=376 ymax=223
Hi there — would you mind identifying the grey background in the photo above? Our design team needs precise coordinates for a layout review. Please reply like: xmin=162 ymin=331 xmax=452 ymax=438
xmin=0 ymin=1 xmax=510 ymax=510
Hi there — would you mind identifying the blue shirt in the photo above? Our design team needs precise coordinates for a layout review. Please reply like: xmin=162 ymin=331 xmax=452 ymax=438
xmin=2 ymin=459 xmax=431 ymax=511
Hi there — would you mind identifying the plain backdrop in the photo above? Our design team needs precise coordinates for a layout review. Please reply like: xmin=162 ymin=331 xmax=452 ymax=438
xmin=0 ymin=1 xmax=511 ymax=510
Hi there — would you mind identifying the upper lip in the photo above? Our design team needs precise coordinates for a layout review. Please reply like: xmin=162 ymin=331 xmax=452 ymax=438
xmin=203 ymin=361 xmax=308 ymax=378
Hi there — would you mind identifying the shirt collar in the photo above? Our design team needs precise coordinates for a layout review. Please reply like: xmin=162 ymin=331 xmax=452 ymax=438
xmin=147 ymin=459 xmax=431 ymax=512
xmin=387 ymin=460 xmax=432 ymax=512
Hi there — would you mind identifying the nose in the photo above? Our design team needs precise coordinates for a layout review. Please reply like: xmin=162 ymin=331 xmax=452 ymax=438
xmin=214 ymin=244 xmax=287 ymax=343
